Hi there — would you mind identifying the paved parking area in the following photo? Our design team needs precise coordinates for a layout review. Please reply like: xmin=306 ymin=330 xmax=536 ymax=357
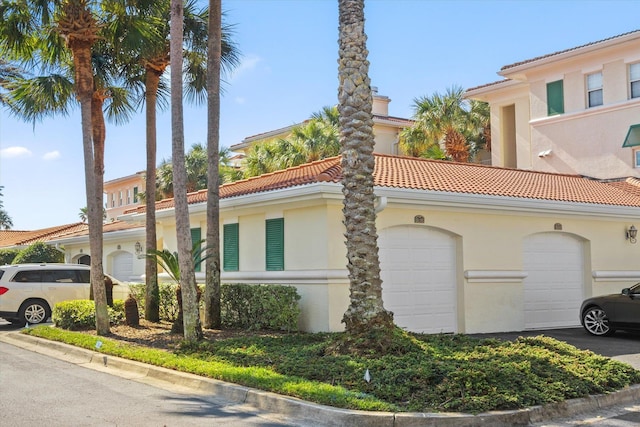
xmin=472 ymin=327 xmax=640 ymax=369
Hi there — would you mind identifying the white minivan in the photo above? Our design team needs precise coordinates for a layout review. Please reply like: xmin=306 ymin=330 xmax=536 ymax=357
xmin=0 ymin=264 xmax=130 ymax=325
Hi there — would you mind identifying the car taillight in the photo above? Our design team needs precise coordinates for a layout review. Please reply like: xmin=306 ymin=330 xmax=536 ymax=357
xmin=0 ymin=286 xmax=8 ymax=295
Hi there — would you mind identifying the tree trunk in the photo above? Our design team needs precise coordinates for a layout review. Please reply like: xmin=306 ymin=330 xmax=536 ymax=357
xmin=171 ymin=0 xmax=202 ymax=342
xmin=58 ymin=0 xmax=108 ymax=335
xmin=144 ymin=67 xmax=162 ymax=323
xmin=204 ymin=0 xmax=222 ymax=329
xmin=338 ymin=0 xmax=393 ymax=335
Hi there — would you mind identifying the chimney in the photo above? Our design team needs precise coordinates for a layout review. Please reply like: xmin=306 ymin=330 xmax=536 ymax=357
xmin=371 ymin=86 xmax=390 ymax=116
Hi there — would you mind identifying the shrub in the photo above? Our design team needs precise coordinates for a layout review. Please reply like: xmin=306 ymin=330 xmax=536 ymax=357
xmin=13 ymin=242 xmax=64 ymax=264
xmin=0 ymin=248 xmax=19 ymax=265
xmin=52 ymin=300 xmax=125 ymax=330
xmin=221 ymin=284 xmax=301 ymax=332
xmin=129 ymin=282 xmax=181 ymax=321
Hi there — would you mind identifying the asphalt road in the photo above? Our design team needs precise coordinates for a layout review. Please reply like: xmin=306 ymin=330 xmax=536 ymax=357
xmin=0 ymin=336 xmax=299 ymax=427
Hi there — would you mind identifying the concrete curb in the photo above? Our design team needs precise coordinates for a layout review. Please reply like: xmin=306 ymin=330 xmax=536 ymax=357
xmin=2 ymin=331 xmax=639 ymax=426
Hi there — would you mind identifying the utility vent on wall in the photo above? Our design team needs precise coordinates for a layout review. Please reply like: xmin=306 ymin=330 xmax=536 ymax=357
xmin=414 ymin=215 xmax=425 ymax=224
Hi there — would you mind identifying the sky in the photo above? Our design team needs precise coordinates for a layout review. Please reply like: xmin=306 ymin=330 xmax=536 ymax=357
xmin=1 ymin=0 xmax=639 ymax=230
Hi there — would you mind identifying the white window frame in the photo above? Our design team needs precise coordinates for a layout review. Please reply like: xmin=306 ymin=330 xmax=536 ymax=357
xmin=126 ymin=189 xmax=131 ymax=205
xmin=630 ymin=63 xmax=640 ymax=99
xmin=118 ymin=191 xmax=123 ymax=206
xmin=586 ymin=72 xmax=603 ymax=108
xmin=634 ymin=149 xmax=640 ymax=168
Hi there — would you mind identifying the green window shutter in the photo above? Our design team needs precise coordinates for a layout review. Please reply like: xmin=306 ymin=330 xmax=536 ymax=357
xmin=191 ymin=227 xmax=202 ymax=272
xmin=265 ymin=218 xmax=284 ymax=271
xmin=547 ymin=80 xmax=564 ymax=116
xmin=223 ymin=223 xmax=239 ymax=271
xmin=133 ymin=187 xmax=139 ymax=203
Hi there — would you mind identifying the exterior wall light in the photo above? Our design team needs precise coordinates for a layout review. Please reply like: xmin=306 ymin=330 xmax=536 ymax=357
xmin=135 ymin=241 xmax=143 ymax=255
xmin=627 ymin=225 xmax=637 ymax=244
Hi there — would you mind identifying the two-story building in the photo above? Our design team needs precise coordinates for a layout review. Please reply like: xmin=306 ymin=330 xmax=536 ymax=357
xmin=465 ymin=29 xmax=640 ymax=180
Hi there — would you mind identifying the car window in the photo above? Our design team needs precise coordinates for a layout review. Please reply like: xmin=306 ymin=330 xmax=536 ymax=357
xmin=12 ymin=270 xmax=43 ymax=282
xmin=77 ymin=270 xmax=90 ymax=283
xmin=43 ymin=270 xmax=83 ymax=283
xmin=0 ymin=269 xmax=4 ymax=280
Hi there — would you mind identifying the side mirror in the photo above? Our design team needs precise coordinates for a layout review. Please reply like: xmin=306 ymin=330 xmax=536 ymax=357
xmin=622 ymin=288 xmax=631 ymax=296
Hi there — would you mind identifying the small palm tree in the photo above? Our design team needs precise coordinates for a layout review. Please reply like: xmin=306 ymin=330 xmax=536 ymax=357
xmin=0 ymin=186 xmax=12 ymax=230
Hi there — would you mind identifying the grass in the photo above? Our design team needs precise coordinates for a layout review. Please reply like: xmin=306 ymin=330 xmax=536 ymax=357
xmin=22 ymin=325 xmax=640 ymax=414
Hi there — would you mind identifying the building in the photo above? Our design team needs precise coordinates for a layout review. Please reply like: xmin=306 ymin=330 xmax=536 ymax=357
xmin=104 ymin=171 xmax=145 ymax=222
xmin=49 ymin=155 xmax=640 ymax=334
xmin=229 ymin=88 xmax=413 ymax=157
xmin=465 ymin=30 xmax=640 ymax=179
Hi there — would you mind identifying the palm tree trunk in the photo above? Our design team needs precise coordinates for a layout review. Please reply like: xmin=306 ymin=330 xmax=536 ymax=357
xmin=338 ymin=0 xmax=393 ymax=335
xmin=144 ymin=68 xmax=162 ymax=323
xmin=171 ymin=0 xmax=202 ymax=342
xmin=59 ymin=0 xmax=108 ymax=334
xmin=204 ymin=0 xmax=222 ymax=329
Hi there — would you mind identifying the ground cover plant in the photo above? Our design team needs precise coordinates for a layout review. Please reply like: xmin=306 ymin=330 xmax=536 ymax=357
xmin=22 ymin=325 xmax=640 ymax=414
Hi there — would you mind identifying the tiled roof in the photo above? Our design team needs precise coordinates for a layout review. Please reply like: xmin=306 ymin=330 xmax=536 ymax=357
xmin=126 ymin=154 xmax=640 ymax=215
xmin=465 ymin=78 xmax=513 ymax=93
xmin=0 ymin=221 xmax=144 ymax=247
xmin=0 ymin=222 xmax=88 ymax=247
xmin=501 ymin=29 xmax=640 ymax=71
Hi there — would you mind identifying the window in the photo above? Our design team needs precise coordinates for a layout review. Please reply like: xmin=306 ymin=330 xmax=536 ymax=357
xmin=546 ymin=80 xmax=564 ymax=116
xmin=631 ymin=63 xmax=640 ymax=99
xmin=635 ymin=150 xmax=640 ymax=168
xmin=223 ymin=223 xmax=239 ymax=271
xmin=111 ymin=194 xmax=115 ymax=208
xmin=133 ymin=187 xmax=139 ymax=203
xmin=118 ymin=191 xmax=123 ymax=206
xmin=126 ymin=189 xmax=131 ymax=205
xmin=265 ymin=218 xmax=284 ymax=271
xmin=586 ymin=72 xmax=603 ymax=108
xmin=191 ymin=228 xmax=202 ymax=272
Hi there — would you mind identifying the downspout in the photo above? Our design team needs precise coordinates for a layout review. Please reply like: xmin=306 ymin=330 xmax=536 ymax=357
xmin=375 ymin=196 xmax=388 ymax=214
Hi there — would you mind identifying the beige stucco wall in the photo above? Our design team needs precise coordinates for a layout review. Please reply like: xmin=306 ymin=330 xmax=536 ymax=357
xmin=469 ymin=35 xmax=640 ymax=179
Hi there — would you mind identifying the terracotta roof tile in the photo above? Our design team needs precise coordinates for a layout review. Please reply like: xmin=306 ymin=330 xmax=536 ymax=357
xmin=125 ymin=155 xmax=640 ymax=215
xmin=501 ymin=29 xmax=640 ymax=71
xmin=0 ymin=222 xmax=88 ymax=247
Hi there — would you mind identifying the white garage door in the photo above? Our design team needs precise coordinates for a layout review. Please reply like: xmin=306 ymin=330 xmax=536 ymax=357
xmin=523 ymin=233 xmax=584 ymax=329
xmin=378 ymin=226 xmax=457 ymax=334
xmin=112 ymin=252 xmax=133 ymax=282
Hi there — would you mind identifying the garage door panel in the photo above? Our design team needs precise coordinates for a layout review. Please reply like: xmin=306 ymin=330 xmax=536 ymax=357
xmin=523 ymin=233 xmax=584 ymax=329
xmin=379 ymin=226 xmax=457 ymax=334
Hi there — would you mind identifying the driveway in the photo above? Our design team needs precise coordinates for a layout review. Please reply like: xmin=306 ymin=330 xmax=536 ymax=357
xmin=472 ymin=327 xmax=640 ymax=369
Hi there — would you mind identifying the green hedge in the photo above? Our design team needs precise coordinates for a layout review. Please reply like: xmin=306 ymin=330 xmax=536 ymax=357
xmin=221 ymin=284 xmax=300 ymax=332
xmin=0 ymin=248 xmax=19 ymax=265
xmin=13 ymin=242 xmax=64 ymax=264
xmin=129 ymin=282 xmax=301 ymax=331
xmin=52 ymin=300 xmax=125 ymax=330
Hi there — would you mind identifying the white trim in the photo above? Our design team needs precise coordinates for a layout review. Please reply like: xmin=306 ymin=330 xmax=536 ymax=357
xmin=464 ymin=270 xmax=528 ymax=283
xmin=592 ymin=270 xmax=640 ymax=282
xmin=530 ymin=96 xmax=640 ymax=126
xmin=221 ymin=269 xmax=349 ymax=285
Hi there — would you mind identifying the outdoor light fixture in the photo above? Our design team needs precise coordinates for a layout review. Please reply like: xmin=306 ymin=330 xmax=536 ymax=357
xmin=135 ymin=241 xmax=143 ymax=255
xmin=627 ymin=225 xmax=637 ymax=244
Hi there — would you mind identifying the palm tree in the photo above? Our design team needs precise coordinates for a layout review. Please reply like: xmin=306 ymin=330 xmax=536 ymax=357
xmin=409 ymin=86 xmax=489 ymax=163
xmin=171 ymin=0 xmax=202 ymax=342
xmin=242 ymin=106 xmax=340 ymax=178
xmin=117 ymin=0 xmax=239 ymax=324
xmin=337 ymin=0 xmax=394 ymax=335
xmin=204 ymin=0 xmax=222 ymax=329
xmin=0 ymin=0 xmax=111 ymax=333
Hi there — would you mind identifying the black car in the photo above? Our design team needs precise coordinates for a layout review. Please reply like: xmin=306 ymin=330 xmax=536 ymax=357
xmin=580 ymin=283 xmax=640 ymax=336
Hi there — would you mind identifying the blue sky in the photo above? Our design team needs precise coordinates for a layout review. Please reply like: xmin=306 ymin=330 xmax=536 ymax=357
xmin=1 ymin=0 xmax=638 ymax=230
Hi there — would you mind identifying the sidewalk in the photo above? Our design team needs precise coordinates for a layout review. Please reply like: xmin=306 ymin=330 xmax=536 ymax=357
xmin=2 ymin=331 xmax=640 ymax=427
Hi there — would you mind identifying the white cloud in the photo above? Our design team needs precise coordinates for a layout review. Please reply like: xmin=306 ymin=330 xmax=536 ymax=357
xmin=43 ymin=151 xmax=61 ymax=161
xmin=230 ymin=54 xmax=262 ymax=81
xmin=0 ymin=146 xmax=32 ymax=159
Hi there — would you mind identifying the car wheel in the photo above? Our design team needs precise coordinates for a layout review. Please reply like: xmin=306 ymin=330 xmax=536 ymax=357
xmin=582 ymin=306 xmax=614 ymax=336
xmin=19 ymin=300 xmax=50 ymax=325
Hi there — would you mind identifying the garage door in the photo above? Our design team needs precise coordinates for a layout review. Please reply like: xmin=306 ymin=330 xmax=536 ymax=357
xmin=523 ymin=233 xmax=584 ymax=329
xmin=112 ymin=251 xmax=133 ymax=282
xmin=378 ymin=226 xmax=457 ymax=334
